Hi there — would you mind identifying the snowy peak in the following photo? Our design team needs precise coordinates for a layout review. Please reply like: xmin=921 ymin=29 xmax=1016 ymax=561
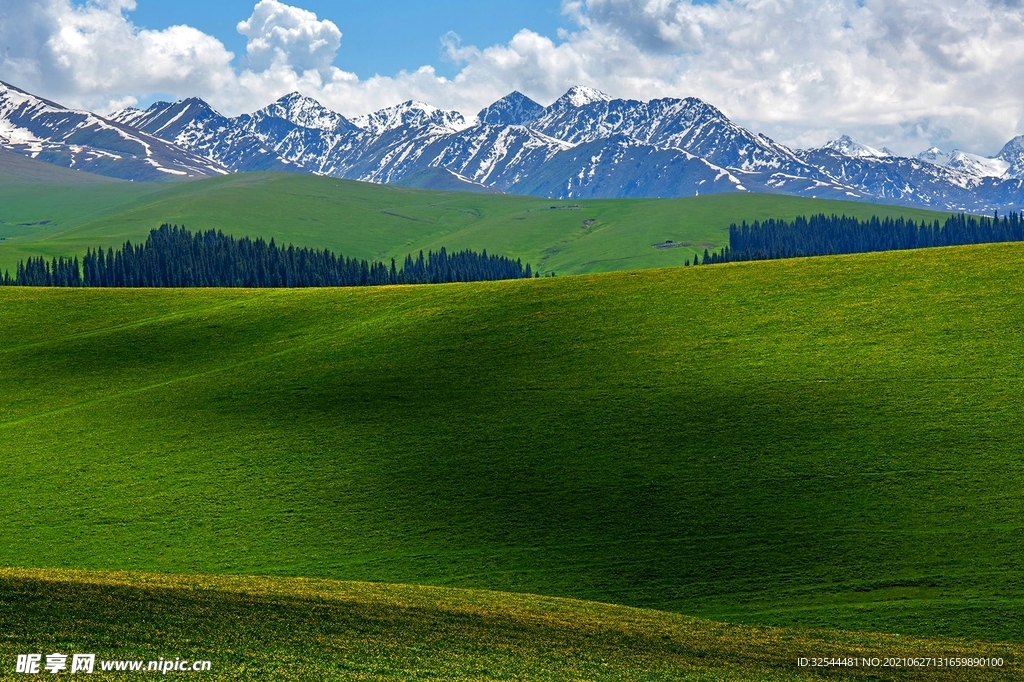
xmin=917 ymin=146 xmax=950 ymax=165
xmin=0 ymin=80 xmax=72 ymax=116
xmin=109 ymin=97 xmax=221 ymax=138
xmin=822 ymin=135 xmax=893 ymax=158
xmin=477 ymin=91 xmax=544 ymax=126
xmin=947 ymin=150 xmax=1008 ymax=179
xmin=108 ymin=106 xmax=146 ymax=127
xmin=553 ymin=85 xmax=613 ymax=109
xmin=997 ymin=135 xmax=1024 ymax=179
xmin=651 ymin=96 xmax=727 ymax=122
xmin=998 ymin=135 xmax=1024 ymax=159
xmin=352 ymin=101 xmax=470 ymax=135
xmin=257 ymin=92 xmax=354 ymax=133
xmin=530 ymin=90 xmax=808 ymax=179
xmin=917 ymin=144 xmax=1012 ymax=179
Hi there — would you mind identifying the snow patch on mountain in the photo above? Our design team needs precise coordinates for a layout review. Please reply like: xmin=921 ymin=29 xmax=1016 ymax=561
xmin=822 ymin=135 xmax=893 ymax=158
xmin=996 ymin=136 xmax=1024 ymax=179
xmin=108 ymin=106 xmax=147 ymax=128
xmin=560 ymin=85 xmax=612 ymax=108
xmin=947 ymin=151 xmax=1009 ymax=179
xmin=477 ymin=91 xmax=544 ymax=126
xmin=110 ymin=97 xmax=293 ymax=174
xmin=256 ymin=93 xmax=354 ymax=133
xmin=0 ymin=80 xmax=229 ymax=180
xmin=0 ymin=118 xmax=44 ymax=154
xmin=352 ymin=101 xmax=471 ymax=135
xmin=917 ymin=146 xmax=951 ymax=166
xmin=916 ymin=145 xmax=1010 ymax=179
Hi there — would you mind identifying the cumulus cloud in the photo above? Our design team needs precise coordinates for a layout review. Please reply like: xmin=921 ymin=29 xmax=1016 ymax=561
xmin=0 ymin=0 xmax=1022 ymax=155
xmin=0 ymin=0 xmax=236 ymax=112
xmin=237 ymin=0 xmax=340 ymax=72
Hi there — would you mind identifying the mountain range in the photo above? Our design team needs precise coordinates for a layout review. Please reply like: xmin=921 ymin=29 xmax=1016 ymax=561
xmin=2 ymin=79 xmax=1023 ymax=212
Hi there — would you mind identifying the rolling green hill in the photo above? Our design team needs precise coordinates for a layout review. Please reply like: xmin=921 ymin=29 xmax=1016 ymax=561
xmin=3 ymin=242 xmax=1024 ymax=647
xmin=0 ymin=172 xmax=956 ymax=275
xmin=1 ymin=569 xmax=1017 ymax=681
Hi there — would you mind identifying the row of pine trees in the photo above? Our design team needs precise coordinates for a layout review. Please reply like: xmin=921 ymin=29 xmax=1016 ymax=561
xmin=689 ymin=212 xmax=1024 ymax=265
xmin=1 ymin=225 xmax=535 ymax=288
xmin=9 ymin=213 xmax=1018 ymax=285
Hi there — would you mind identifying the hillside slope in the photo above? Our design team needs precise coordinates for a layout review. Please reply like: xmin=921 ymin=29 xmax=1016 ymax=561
xmin=0 ymin=172 xmax=956 ymax=274
xmin=0 ymin=148 xmax=123 ymax=184
xmin=0 ymin=569 xmax=1017 ymax=681
xmin=2 ymin=244 xmax=1024 ymax=642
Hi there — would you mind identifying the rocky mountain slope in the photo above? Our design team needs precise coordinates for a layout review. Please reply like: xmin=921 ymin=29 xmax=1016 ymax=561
xmin=0 ymin=81 xmax=228 ymax=181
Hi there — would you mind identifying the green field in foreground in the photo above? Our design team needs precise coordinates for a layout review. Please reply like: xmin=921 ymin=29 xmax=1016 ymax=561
xmin=2 ymin=242 xmax=1024 ymax=645
xmin=0 ymin=172 xmax=956 ymax=275
xmin=0 ymin=569 xmax=1019 ymax=681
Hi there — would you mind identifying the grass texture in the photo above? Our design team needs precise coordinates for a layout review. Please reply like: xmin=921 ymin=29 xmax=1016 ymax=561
xmin=2 ymin=242 xmax=1024 ymax=645
xmin=0 ymin=569 xmax=1019 ymax=681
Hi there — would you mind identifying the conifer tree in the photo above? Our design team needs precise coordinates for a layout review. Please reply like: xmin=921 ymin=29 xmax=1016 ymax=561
xmin=2 ymin=224 xmax=537 ymax=288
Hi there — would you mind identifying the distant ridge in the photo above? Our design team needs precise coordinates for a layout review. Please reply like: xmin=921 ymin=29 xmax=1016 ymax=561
xmin=392 ymin=167 xmax=503 ymax=194
xmin=0 ymin=147 xmax=120 ymax=184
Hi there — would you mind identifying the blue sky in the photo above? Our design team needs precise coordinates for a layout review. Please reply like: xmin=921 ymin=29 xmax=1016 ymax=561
xmin=121 ymin=1 xmax=569 ymax=80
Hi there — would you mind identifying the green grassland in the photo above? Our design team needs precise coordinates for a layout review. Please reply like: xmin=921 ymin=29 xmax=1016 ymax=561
xmin=3 ymin=242 xmax=1024 ymax=651
xmin=1 ymin=569 xmax=1019 ymax=681
xmin=0 ymin=171 xmax=956 ymax=275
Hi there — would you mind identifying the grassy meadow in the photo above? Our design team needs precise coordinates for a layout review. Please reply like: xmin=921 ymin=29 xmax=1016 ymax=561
xmin=2 ymin=240 xmax=1024 ymax=655
xmin=1 ymin=569 xmax=1018 ymax=681
xmin=0 ymin=171 xmax=956 ymax=276
xmin=1 ymin=157 xmax=1021 ymax=676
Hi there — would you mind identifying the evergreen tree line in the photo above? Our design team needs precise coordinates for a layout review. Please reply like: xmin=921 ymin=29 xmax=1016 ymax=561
xmin=684 ymin=211 xmax=1024 ymax=266
xmin=3 ymin=255 xmax=83 ymax=287
xmin=0 ymin=224 xmax=535 ymax=287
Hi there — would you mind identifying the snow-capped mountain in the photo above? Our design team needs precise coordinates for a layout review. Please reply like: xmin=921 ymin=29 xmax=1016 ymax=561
xmin=5 ymin=78 xmax=1024 ymax=210
xmin=511 ymin=134 xmax=747 ymax=200
xmin=256 ymin=92 xmax=355 ymax=133
xmin=997 ymin=136 xmax=1024 ymax=179
xmin=914 ymin=145 xmax=1012 ymax=180
xmin=948 ymin=151 xmax=1010 ymax=179
xmin=352 ymin=101 xmax=471 ymax=136
xmin=524 ymin=91 xmax=842 ymax=202
xmin=0 ymin=80 xmax=228 ymax=180
xmin=109 ymin=98 xmax=294 ymax=173
xmin=110 ymin=93 xmax=480 ymax=184
xmin=477 ymin=91 xmax=545 ymax=126
xmin=532 ymin=92 xmax=805 ymax=173
xmin=917 ymin=147 xmax=951 ymax=166
xmin=399 ymin=124 xmax=571 ymax=191
xmin=798 ymin=144 xmax=999 ymax=210
xmin=563 ymin=85 xmax=613 ymax=108
xmin=823 ymin=135 xmax=894 ymax=159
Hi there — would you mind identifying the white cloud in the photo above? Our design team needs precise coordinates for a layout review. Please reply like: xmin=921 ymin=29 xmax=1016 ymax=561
xmin=0 ymin=0 xmax=1022 ymax=155
xmin=579 ymin=0 xmax=1024 ymax=154
xmin=0 ymin=0 xmax=236 ymax=112
xmin=237 ymin=0 xmax=341 ymax=72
